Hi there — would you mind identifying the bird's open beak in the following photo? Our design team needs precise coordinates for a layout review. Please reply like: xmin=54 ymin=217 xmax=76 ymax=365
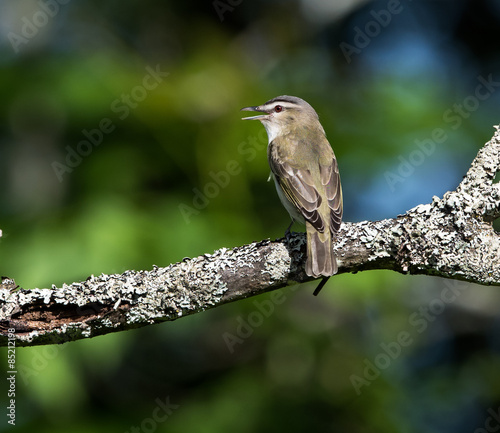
xmin=240 ymin=106 xmax=268 ymax=120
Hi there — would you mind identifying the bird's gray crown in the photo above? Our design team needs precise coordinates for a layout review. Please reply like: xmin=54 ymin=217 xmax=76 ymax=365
xmin=260 ymin=95 xmax=318 ymax=118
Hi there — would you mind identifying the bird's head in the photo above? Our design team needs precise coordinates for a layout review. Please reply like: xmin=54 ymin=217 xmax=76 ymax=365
xmin=241 ymin=95 xmax=324 ymax=142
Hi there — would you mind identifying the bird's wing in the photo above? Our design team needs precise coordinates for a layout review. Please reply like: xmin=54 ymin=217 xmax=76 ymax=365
xmin=319 ymin=157 xmax=343 ymax=232
xmin=269 ymin=140 xmax=342 ymax=234
xmin=269 ymin=151 xmax=326 ymax=233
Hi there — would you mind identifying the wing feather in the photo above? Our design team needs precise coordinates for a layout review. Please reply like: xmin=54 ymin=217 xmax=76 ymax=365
xmin=269 ymin=138 xmax=342 ymax=234
xmin=319 ymin=160 xmax=342 ymax=232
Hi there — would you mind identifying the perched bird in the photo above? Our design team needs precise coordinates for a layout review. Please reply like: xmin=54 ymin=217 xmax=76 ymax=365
xmin=241 ymin=95 xmax=342 ymax=294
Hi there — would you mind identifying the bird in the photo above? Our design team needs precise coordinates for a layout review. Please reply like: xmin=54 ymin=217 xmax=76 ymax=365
xmin=241 ymin=95 xmax=342 ymax=295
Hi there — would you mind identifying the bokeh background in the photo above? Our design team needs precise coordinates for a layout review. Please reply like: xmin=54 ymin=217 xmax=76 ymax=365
xmin=1 ymin=0 xmax=500 ymax=432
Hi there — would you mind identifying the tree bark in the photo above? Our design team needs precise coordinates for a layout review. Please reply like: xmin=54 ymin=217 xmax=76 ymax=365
xmin=1 ymin=126 xmax=499 ymax=347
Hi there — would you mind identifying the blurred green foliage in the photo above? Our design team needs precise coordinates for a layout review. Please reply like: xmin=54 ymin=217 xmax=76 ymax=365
xmin=1 ymin=1 xmax=500 ymax=432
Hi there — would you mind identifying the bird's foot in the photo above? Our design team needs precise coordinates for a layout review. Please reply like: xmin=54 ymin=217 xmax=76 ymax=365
xmin=284 ymin=221 xmax=294 ymax=242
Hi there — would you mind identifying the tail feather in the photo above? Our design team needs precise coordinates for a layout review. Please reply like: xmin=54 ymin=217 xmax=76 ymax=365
xmin=305 ymin=224 xmax=337 ymax=278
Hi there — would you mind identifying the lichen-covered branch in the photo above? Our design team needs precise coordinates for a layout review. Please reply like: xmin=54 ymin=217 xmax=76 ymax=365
xmin=1 ymin=127 xmax=499 ymax=347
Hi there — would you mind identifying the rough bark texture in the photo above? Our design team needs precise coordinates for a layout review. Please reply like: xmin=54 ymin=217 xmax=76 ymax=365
xmin=1 ymin=127 xmax=499 ymax=347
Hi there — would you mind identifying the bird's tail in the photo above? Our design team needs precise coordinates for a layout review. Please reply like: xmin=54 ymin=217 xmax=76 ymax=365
xmin=305 ymin=223 xmax=337 ymax=278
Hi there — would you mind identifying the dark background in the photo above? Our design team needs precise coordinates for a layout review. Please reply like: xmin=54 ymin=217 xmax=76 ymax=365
xmin=1 ymin=0 xmax=500 ymax=432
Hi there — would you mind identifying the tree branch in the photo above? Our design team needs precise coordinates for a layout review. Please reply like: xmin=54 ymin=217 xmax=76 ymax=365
xmin=1 ymin=126 xmax=499 ymax=347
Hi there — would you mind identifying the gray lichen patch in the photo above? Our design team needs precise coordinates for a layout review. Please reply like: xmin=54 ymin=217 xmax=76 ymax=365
xmin=262 ymin=242 xmax=291 ymax=281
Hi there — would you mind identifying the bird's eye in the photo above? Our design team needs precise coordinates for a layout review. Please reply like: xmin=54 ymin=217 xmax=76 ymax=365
xmin=274 ymin=105 xmax=283 ymax=113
